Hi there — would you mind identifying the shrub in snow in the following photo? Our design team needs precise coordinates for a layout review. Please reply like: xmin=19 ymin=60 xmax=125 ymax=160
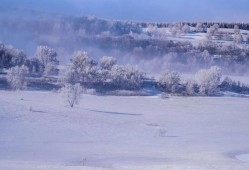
xmin=196 ymin=66 xmax=222 ymax=95
xmin=158 ymin=71 xmax=181 ymax=93
xmin=7 ymin=65 xmax=28 ymax=90
xmin=61 ymin=83 xmax=82 ymax=108
xmin=159 ymin=92 xmax=170 ymax=99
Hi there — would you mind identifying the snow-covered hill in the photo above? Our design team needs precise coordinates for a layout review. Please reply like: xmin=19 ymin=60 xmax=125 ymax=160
xmin=1 ymin=90 xmax=249 ymax=169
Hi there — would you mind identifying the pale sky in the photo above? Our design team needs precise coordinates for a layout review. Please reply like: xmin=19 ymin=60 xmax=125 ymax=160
xmin=2 ymin=0 xmax=249 ymax=22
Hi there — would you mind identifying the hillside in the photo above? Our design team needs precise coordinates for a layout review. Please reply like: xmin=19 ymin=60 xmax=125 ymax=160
xmin=1 ymin=15 xmax=249 ymax=74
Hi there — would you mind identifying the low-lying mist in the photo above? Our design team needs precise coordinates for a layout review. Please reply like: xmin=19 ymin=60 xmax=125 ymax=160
xmin=1 ymin=8 xmax=249 ymax=76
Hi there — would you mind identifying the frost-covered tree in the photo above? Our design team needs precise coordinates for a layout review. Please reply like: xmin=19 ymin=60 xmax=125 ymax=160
xmin=99 ymin=56 xmax=117 ymax=70
xmin=213 ymin=24 xmax=219 ymax=32
xmin=196 ymin=23 xmax=204 ymax=32
xmin=181 ymin=24 xmax=190 ymax=34
xmin=43 ymin=62 xmax=56 ymax=76
xmin=220 ymin=76 xmax=233 ymax=91
xmin=124 ymin=66 xmax=144 ymax=89
xmin=98 ymin=56 xmax=117 ymax=82
xmin=169 ymin=23 xmax=182 ymax=37
xmin=185 ymin=79 xmax=199 ymax=96
xmin=70 ymin=51 xmax=98 ymax=83
xmin=246 ymin=34 xmax=249 ymax=43
xmin=61 ymin=83 xmax=82 ymax=108
xmin=35 ymin=46 xmax=58 ymax=75
xmin=206 ymin=27 xmax=215 ymax=40
xmin=205 ymin=31 xmax=212 ymax=40
xmin=7 ymin=65 xmax=28 ymax=90
xmin=206 ymin=24 xmax=219 ymax=40
xmin=200 ymin=50 xmax=211 ymax=64
xmin=159 ymin=71 xmax=181 ymax=93
xmin=71 ymin=51 xmax=89 ymax=72
xmin=196 ymin=66 xmax=222 ymax=95
xmin=234 ymin=25 xmax=240 ymax=34
xmin=35 ymin=46 xmax=58 ymax=65
xmin=0 ymin=43 xmax=26 ymax=70
xmin=234 ymin=33 xmax=243 ymax=44
xmin=110 ymin=65 xmax=143 ymax=90
xmin=60 ymin=65 xmax=79 ymax=85
xmin=24 ymin=57 xmax=43 ymax=75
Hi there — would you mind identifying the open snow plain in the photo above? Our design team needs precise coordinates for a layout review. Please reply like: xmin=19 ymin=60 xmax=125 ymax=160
xmin=0 ymin=90 xmax=249 ymax=170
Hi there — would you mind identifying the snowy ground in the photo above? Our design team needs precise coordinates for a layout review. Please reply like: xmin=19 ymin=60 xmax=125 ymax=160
xmin=0 ymin=90 xmax=249 ymax=170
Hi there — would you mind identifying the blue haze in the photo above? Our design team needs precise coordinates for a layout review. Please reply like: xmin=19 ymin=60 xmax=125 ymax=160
xmin=1 ymin=0 xmax=249 ymax=22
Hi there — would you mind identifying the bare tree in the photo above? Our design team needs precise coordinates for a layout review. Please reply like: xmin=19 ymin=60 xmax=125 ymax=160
xmin=61 ymin=83 xmax=82 ymax=108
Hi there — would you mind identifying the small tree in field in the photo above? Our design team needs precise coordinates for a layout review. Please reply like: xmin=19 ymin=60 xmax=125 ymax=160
xmin=7 ymin=65 xmax=28 ymax=90
xmin=61 ymin=83 xmax=82 ymax=108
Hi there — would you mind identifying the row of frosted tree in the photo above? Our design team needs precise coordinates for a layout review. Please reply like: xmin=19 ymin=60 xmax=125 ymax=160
xmin=1 ymin=42 xmax=249 ymax=97
xmin=0 ymin=43 xmax=143 ymax=91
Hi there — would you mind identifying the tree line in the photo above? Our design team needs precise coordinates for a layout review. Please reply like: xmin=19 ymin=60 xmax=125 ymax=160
xmin=1 ymin=42 xmax=248 ymax=99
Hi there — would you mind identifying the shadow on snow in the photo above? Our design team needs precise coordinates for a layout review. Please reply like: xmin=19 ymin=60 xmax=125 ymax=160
xmin=84 ymin=108 xmax=143 ymax=116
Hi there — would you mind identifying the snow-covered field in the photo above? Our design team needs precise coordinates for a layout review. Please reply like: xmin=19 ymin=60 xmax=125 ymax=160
xmin=1 ymin=90 xmax=249 ymax=170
